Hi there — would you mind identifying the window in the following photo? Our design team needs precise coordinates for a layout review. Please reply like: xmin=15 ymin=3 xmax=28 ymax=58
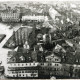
xmin=22 ymin=64 xmax=24 ymax=66
xmin=19 ymin=74 xmax=21 ymax=76
xmin=22 ymin=71 xmax=24 ymax=73
xmin=48 ymin=63 xmax=51 ymax=66
xmin=32 ymin=70 xmax=34 ymax=73
xmin=54 ymin=68 xmax=56 ymax=71
xmin=55 ymin=59 xmax=58 ymax=61
xmin=18 ymin=64 xmax=20 ymax=66
xmin=14 ymin=63 xmax=16 ymax=66
xmin=41 ymin=63 xmax=44 ymax=65
xmin=33 ymin=63 xmax=35 ymax=65
xmin=13 ymin=75 xmax=16 ymax=77
xmin=19 ymin=71 xmax=21 ymax=73
xmin=12 ymin=71 xmax=14 ymax=73
xmin=30 ymin=63 xmax=31 ymax=65
xmin=50 ymin=63 xmax=51 ymax=66
xmin=23 ymin=74 xmax=24 ymax=76
xmin=55 ymin=64 xmax=58 ymax=66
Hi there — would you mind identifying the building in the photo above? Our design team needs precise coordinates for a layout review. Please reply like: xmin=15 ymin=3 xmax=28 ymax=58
xmin=3 ymin=27 xmax=32 ymax=49
xmin=38 ymin=62 xmax=63 ymax=78
xmin=45 ymin=53 xmax=61 ymax=62
xmin=22 ymin=15 xmax=48 ymax=22
xmin=5 ymin=63 xmax=38 ymax=78
xmin=1 ymin=10 xmax=20 ymax=22
xmin=49 ymin=7 xmax=61 ymax=20
xmin=54 ymin=44 xmax=66 ymax=53
xmin=5 ymin=50 xmax=39 ymax=78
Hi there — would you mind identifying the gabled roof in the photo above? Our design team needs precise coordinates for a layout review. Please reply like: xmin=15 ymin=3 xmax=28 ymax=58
xmin=45 ymin=52 xmax=61 ymax=59
xmin=54 ymin=44 xmax=66 ymax=53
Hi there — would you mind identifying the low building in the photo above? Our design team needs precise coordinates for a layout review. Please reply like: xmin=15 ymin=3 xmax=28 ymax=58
xmin=22 ymin=15 xmax=48 ymax=22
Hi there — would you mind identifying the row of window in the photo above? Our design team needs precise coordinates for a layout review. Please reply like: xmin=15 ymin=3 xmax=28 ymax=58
xmin=9 ymin=73 xmax=38 ymax=77
xmin=9 ymin=63 xmax=37 ymax=66
xmin=8 ymin=70 xmax=38 ymax=74
xmin=40 ymin=63 xmax=59 ymax=66
xmin=22 ymin=19 xmax=44 ymax=22
xmin=3 ymin=19 xmax=20 ymax=21
xmin=8 ymin=63 xmax=60 ymax=67
xmin=2 ymin=17 xmax=20 ymax=20
xmin=1 ymin=14 xmax=20 ymax=16
xmin=46 ymin=58 xmax=59 ymax=61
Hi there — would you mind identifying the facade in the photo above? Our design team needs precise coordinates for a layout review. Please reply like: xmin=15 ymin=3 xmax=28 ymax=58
xmin=1 ymin=10 xmax=20 ymax=22
xmin=5 ymin=64 xmax=38 ymax=78
xmin=22 ymin=15 xmax=48 ymax=22
xmin=45 ymin=53 xmax=61 ymax=62
xmin=5 ymin=50 xmax=39 ymax=78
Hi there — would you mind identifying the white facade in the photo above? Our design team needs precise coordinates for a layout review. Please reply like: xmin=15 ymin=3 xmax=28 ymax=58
xmin=1 ymin=12 xmax=20 ymax=22
xmin=5 ymin=62 xmax=39 ymax=78
xmin=6 ymin=70 xmax=38 ymax=77
xmin=7 ymin=62 xmax=39 ymax=68
xmin=22 ymin=15 xmax=48 ymax=22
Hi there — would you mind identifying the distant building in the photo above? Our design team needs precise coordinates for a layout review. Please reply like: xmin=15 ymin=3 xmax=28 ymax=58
xmin=22 ymin=15 xmax=48 ymax=22
xmin=49 ymin=7 xmax=61 ymax=20
xmin=1 ymin=10 xmax=20 ymax=22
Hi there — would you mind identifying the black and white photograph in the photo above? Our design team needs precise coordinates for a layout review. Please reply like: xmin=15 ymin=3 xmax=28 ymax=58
xmin=0 ymin=0 xmax=80 ymax=79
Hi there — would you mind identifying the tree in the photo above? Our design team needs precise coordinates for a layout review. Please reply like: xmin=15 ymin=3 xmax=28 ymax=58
xmin=31 ymin=51 xmax=37 ymax=62
xmin=69 ymin=66 xmax=74 ymax=77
